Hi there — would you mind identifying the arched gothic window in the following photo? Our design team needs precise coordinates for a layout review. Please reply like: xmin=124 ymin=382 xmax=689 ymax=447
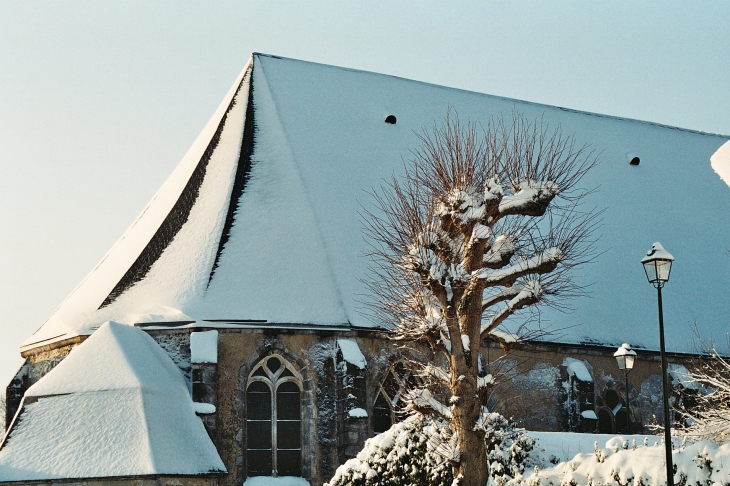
xmin=246 ymin=355 xmax=302 ymax=478
xmin=373 ymin=362 xmax=418 ymax=434
xmin=597 ymin=389 xmax=628 ymax=434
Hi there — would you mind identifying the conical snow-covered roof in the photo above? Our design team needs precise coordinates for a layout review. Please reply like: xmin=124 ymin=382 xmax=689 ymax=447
xmin=22 ymin=53 xmax=730 ymax=354
xmin=1 ymin=322 xmax=225 ymax=481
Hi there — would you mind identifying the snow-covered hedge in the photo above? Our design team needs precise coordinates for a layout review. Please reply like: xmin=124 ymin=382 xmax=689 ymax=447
xmin=326 ymin=414 xmax=453 ymax=486
xmin=486 ymin=414 xmax=536 ymax=485
xmin=509 ymin=437 xmax=730 ymax=486
xmin=326 ymin=412 xmax=534 ymax=486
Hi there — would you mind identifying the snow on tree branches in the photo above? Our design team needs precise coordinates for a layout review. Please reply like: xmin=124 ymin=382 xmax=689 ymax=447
xmin=676 ymin=350 xmax=730 ymax=444
xmin=363 ymin=111 xmax=598 ymax=486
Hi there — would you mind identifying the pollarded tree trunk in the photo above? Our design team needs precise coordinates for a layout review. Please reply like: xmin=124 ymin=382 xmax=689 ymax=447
xmin=364 ymin=111 xmax=597 ymax=486
xmin=456 ymin=421 xmax=488 ymax=486
xmin=452 ymin=375 xmax=489 ymax=486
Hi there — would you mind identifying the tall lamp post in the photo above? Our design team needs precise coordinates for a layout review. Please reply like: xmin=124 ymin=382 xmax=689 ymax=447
xmin=614 ymin=343 xmax=637 ymax=434
xmin=641 ymin=242 xmax=675 ymax=486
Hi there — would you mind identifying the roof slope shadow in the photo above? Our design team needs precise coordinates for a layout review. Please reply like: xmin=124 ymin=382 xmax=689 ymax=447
xmin=0 ymin=322 xmax=225 ymax=482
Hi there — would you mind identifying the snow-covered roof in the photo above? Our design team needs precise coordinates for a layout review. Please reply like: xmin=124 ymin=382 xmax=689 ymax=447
xmin=337 ymin=338 xmax=367 ymax=369
xmin=563 ymin=358 xmax=594 ymax=383
xmin=0 ymin=322 xmax=225 ymax=481
xmin=21 ymin=53 xmax=730 ymax=354
xmin=191 ymin=330 xmax=218 ymax=364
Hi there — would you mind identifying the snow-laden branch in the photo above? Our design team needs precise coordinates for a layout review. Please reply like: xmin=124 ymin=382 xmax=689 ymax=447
xmin=407 ymin=388 xmax=452 ymax=420
xmin=422 ymin=363 xmax=451 ymax=385
xmin=480 ymin=279 xmax=543 ymax=339
xmin=489 ymin=329 xmax=519 ymax=344
xmin=482 ymin=234 xmax=516 ymax=269
xmin=476 ymin=248 xmax=562 ymax=287
xmin=436 ymin=178 xmax=503 ymax=229
xmin=436 ymin=188 xmax=486 ymax=224
xmin=481 ymin=285 xmax=525 ymax=311
xmin=498 ymin=179 xmax=559 ymax=217
xmin=484 ymin=177 xmax=504 ymax=206
xmin=439 ymin=331 xmax=452 ymax=354
xmin=471 ymin=223 xmax=491 ymax=243
xmin=406 ymin=246 xmax=469 ymax=284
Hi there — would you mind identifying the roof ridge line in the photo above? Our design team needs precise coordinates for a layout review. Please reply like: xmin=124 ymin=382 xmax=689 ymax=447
xmin=251 ymin=52 xmax=729 ymax=139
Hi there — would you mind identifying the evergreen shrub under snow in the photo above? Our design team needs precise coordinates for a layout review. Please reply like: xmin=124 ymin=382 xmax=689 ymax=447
xmin=509 ymin=437 xmax=730 ymax=486
xmin=326 ymin=412 xmax=534 ymax=486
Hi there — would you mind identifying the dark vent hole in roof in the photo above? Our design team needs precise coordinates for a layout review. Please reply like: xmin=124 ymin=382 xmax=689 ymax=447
xmin=629 ymin=157 xmax=640 ymax=166
xmin=384 ymin=115 xmax=397 ymax=124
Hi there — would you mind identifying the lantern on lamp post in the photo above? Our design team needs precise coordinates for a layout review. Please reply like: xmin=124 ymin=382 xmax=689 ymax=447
xmin=614 ymin=343 xmax=636 ymax=434
xmin=641 ymin=242 xmax=674 ymax=486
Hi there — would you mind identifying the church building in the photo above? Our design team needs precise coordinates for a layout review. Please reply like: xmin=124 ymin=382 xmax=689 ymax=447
xmin=2 ymin=53 xmax=729 ymax=486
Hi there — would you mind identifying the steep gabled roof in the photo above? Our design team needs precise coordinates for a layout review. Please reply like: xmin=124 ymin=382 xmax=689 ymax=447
xmin=22 ymin=53 xmax=730 ymax=354
xmin=0 ymin=322 xmax=225 ymax=481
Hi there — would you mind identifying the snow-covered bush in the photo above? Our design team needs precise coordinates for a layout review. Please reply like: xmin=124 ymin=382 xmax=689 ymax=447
xmin=326 ymin=412 xmax=534 ymax=486
xmin=508 ymin=437 xmax=730 ymax=486
xmin=483 ymin=413 xmax=536 ymax=486
xmin=326 ymin=414 xmax=453 ymax=486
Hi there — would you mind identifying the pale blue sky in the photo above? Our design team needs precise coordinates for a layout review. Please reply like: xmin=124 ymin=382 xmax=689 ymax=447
xmin=1 ymin=1 xmax=729 ymax=388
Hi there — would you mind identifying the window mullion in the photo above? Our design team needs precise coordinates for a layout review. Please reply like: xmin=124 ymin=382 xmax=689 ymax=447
xmin=272 ymin=382 xmax=278 ymax=477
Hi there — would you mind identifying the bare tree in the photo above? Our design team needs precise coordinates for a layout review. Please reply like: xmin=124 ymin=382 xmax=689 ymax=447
xmin=677 ymin=351 xmax=730 ymax=443
xmin=363 ymin=112 xmax=598 ymax=486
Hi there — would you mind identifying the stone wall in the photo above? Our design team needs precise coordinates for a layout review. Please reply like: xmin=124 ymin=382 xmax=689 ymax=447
xmin=6 ymin=342 xmax=81 ymax=429
xmin=481 ymin=340 xmax=693 ymax=434
xmin=216 ymin=331 xmax=337 ymax=486
xmin=213 ymin=328 xmax=417 ymax=486
xmin=27 ymin=343 xmax=78 ymax=384
xmin=8 ymin=326 xmax=699 ymax=486
xmin=193 ymin=362 xmax=218 ymax=443
xmin=5 ymin=361 xmax=30 ymax=431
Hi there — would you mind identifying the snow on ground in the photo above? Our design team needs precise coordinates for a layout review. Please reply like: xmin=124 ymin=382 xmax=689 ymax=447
xmin=191 ymin=330 xmax=218 ymax=363
xmin=516 ymin=433 xmax=730 ymax=486
xmin=337 ymin=338 xmax=366 ymax=369
xmin=528 ymin=432 xmax=668 ymax=466
xmin=0 ymin=322 xmax=225 ymax=481
xmin=243 ymin=477 xmax=309 ymax=486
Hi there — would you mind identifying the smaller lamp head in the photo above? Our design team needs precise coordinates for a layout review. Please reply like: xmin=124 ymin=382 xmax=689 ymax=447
xmin=614 ymin=343 xmax=637 ymax=371
xmin=641 ymin=242 xmax=674 ymax=287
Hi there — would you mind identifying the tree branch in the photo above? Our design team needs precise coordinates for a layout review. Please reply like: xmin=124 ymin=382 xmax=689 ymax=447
xmin=480 ymin=279 xmax=543 ymax=339
xmin=406 ymin=388 xmax=453 ymax=420
xmin=477 ymin=248 xmax=562 ymax=287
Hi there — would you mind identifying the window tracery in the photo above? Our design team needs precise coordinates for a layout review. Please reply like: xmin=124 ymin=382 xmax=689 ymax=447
xmin=246 ymin=355 xmax=302 ymax=477
xmin=373 ymin=361 xmax=418 ymax=434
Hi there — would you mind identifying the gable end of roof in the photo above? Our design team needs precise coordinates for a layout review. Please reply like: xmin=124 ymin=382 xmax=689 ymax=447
xmin=99 ymin=71 xmax=250 ymax=309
